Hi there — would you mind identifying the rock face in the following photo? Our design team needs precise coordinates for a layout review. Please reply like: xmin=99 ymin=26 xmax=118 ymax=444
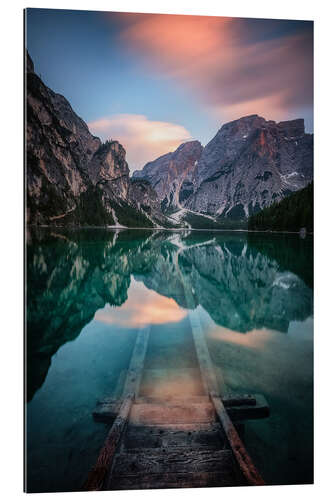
xmin=132 ymin=140 xmax=203 ymax=211
xmin=88 ymin=140 xmax=129 ymax=199
xmin=134 ymin=115 xmax=313 ymax=220
xmin=25 ymin=51 xmax=166 ymax=228
xmin=184 ymin=115 xmax=313 ymax=217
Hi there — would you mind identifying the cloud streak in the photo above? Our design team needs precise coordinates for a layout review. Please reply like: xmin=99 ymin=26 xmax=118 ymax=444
xmin=117 ymin=14 xmax=313 ymax=125
xmin=88 ymin=113 xmax=192 ymax=170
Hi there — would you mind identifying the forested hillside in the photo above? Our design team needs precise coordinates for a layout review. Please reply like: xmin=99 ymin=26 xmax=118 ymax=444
xmin=248 ymin=182 xmax=313 ymax=232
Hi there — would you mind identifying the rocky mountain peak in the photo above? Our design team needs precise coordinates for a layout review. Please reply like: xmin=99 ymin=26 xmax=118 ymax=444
xmin=184 ymin=114 xmax=313 ymax=217
xmin=132 ymin=139 xmax=203 ymax=211
xmin=174 ymin=139 xmax=202 ymax=155
xmin=88 ymin=140 xmax=130 ymax=200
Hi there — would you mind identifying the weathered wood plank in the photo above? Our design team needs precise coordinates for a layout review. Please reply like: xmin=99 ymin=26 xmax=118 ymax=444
xmin=188 ymin=311 xmax=220 ymax=396
xmin=223 ymin=394 xmax=257 ymax=407
xmin=130 ymin=402 xmax=216 ymax=425
xmin=83 ymin=325 xmax=150 ymax=491
xmin=93 ymin=401 xmax=120 ymax=421
xmin=188 ymin=310 xmax=265 ymax=486
xmin=93 ymin=394 xmax=269 ymax=422
xmin=109 ymin=470 xmax=241 ymax=490
xmin=96 ymin=394 xmax=254 ymax=408
xmin=112 ymin=449 xmax=234 ymax=476
xmin=136 ymin=396 xmax=210 ymax=404
xmin=226 ymin=394 xmax=270 ymax=421
xmin=212 ymin=396 xmax=265 ymax=486
xmin=139 ymin=367 xmax=206 ymax=398
xmin=123 ymin=325 xmax=150 ymax=398
xmin=83 ymin=395 xmax=133 ymax=491
xmin=114 ymin=369 xmax=126 ymax=398
xmin=124 ymin=422 xmax=225 ymax=451
xmin=94 ymin=393 xmax=269 ymax=422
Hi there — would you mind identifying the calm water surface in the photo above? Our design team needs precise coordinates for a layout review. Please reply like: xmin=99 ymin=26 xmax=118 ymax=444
xmin=26 ymin=229 xmax=313 ymax=492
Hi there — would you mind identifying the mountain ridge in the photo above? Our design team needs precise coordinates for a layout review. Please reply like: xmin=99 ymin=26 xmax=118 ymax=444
xmin=26 ymin=51 xmax=313 ymax=229
xmin=25 ymin=51 xmax=170 ymax=228
xmin=133 ymin=114 xmax=313 ymax=223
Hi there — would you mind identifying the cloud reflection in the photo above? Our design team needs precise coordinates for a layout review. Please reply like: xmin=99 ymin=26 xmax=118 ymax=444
xmin=94 ymin=279 xmax=187 ymax=328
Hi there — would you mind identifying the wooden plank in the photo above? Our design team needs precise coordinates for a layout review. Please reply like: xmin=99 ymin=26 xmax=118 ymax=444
xmin=188 ymin=311 xmax=220 ymax=396
xmin=226 ymin=394 xmax=270 ymax=421
xmin=109 ymin=470 xmax=241 ymax=490
xmin=212 ymin=396 xmax=265 ymax=486
xmin=93 ymin=400 xmax=119 ymax=421
xmin=139 ymin=367 xmax=206 ymax=398
xmin=123 ymin=325 xmax=150 ymax=398
xmin=136 ymin=396 xmax=210 ymax=404
xmin=114 ymin=369 xmax=126 ymax=398
xmin=83 ymin=395 xmax=133 ymax=491
xmin=94 ymin=394 xmax=269 ymax=423
xmin=124 ymin=422 xmax=225 ymax=451
xmin=83 ymin=325 xmax=150 ymax=491
xmin=97 ymin=394 xmax=254 ymax=408
xmin=223 ymin=394 xmax=257 ymax=407
xmin=112 ymin=449 xmax=234 ymax=476
xmin=130 ymin=402 xmax=216 ymax=425
xmin=188 ymin=310 xmax=265 ymax=486
xmin=128 ymin=422 xmax=222 ymax=432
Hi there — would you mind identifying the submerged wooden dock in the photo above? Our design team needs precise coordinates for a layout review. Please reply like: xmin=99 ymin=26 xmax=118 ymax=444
xmin=84 ymin=310 xmax=269 ymax=491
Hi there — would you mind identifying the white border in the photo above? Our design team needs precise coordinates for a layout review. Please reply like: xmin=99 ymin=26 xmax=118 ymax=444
xmin=1 ymin=1 xmax=332 ymax=499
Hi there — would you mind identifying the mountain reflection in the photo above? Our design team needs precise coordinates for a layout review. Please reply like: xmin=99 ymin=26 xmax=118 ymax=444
xmin=26 ymin=228 xmax=313 ymax=401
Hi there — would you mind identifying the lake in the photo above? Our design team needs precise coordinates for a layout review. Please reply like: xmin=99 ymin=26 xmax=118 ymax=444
xmin=25 ymin=228 xmax=313 ymax=492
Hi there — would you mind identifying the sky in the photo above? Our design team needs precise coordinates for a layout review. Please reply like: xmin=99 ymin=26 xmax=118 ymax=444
xmin=26 ymin=9 xmax=313 ymax=172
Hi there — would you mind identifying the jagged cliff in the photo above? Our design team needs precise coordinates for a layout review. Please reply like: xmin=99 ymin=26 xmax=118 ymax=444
xmin=25 ymin=51 xmax=169 ymax=228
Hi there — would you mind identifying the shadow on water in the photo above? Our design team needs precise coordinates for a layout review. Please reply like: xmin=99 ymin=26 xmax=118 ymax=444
xmin=26 ymin=227 xmax=313 ymax=491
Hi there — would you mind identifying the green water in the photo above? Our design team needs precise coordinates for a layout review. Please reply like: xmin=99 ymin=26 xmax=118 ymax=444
xmin=25 ymin=228 xmax=313 ymax=492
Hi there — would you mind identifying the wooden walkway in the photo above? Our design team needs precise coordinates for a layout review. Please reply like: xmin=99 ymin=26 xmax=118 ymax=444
xmin=84 ymin=312 xmax=268 ymax=491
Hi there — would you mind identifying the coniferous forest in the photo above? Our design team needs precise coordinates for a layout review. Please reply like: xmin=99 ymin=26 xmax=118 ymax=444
xmin=248 ymin=182 xmax=313 ymax=232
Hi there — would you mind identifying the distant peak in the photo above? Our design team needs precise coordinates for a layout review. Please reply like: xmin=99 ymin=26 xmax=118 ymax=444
xmin=175 ymin=140 xmax=202 ymax=153
xmin=216 ymin=115 xmax=307 ymax=137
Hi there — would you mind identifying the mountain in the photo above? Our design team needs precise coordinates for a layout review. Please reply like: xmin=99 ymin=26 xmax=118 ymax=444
xmin=134 ymin=115 xmax=313 ymax=224
xmin=26 ymin=50 xmax=313 ymax=229
xmin=248 ymin=181 xmax=313 ymax=233
xmin=132 ymin=140 xmax=203 ymax=211
xmin=25 ymin=51 xmax=171 ymax=228
xmin=185 ymin=115 xmax=313 ymax=218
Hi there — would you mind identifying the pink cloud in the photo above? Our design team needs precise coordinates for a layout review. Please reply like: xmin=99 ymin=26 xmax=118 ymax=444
xmin=118 ymin=14 xmax=313 ymax=123
xmin=88 ymin=113 xmax=192 ymax=170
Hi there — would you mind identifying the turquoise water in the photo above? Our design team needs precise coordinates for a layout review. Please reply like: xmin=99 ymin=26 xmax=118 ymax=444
xmin=25 ymin=228 xmax=313 ymax=491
